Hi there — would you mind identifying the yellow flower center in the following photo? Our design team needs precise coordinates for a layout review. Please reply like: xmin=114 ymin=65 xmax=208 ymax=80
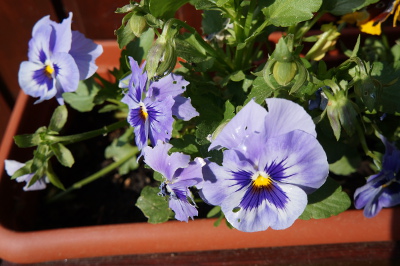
xmin=139 ymin=103 xmax=149 ymax=120
xmin=252 ymin=171 xmax=273 ymax=188
xmin=44 ymin=64 xmax=54 ymax=78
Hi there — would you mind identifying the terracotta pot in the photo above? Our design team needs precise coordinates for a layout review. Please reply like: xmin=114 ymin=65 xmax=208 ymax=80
xmin=1 ymin=40 xmax=400 ymax=264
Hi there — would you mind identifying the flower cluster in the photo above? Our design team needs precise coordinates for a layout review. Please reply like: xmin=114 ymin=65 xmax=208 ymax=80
xmin=5 ymin=0 xmax=400 ymax=233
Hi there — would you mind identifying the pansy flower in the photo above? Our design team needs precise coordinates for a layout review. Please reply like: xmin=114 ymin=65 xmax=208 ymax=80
xmin=5 ymin=160 xmax=49 ymax=191
xmin=339 ymin=0 xmax=400 ymax=35
xmin=18 ymin=13 xmax=103 ymax=104
xmin=354 ymin=135 xmax=400 ymax=218
xmin=143 ymin=141 xmax=204 ymax=222
xmin=200 ymin=99 xmax=328 ymax=232
xmin=120 ymin=57 xmax=198 ymax=150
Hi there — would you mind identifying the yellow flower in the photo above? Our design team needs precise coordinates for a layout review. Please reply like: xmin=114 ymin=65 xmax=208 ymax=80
xmin=340 ymin=0 xmax=400 ymax=35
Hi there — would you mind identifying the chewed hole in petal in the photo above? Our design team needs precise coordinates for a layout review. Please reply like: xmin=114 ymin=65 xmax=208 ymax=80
xmin=232 ymin=206 xmax=241 ymax=213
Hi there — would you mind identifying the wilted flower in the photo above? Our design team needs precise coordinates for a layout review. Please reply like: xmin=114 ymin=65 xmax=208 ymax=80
xmin=354 ymin=136 xmax=400 ymax=218
xmin=18 ymin=13 xmax=103 ymax=104
xmin=143 ymin=141 xmax=204 ymax=222
xmin=201 ymin=99 xmax=328 ymax=232
xmin=5 ymin=160 xmax=49 ymax=191
xmin=120 ymin=57 xmax=198 ymax=150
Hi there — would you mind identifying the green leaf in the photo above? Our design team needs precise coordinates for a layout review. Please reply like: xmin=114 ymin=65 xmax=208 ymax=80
xmin=193 ymin=0 xmax=217 ymax=10
xmin=104 ymin=130 xmax=139 ymax=175
xmin=153 ymin=171 xmax=164 ymax=182
xmin=10 ymin=160 xmax=33 ymax=180
xmin=48 ymin=105 xmax=68 ymax=133
xmin=50 ymin=143 xmax=75 ymax=168
xmin=329 ymin=148 xmax=361 ymax=176
xmin=262 ymin=0 xmax=322 ymax=27
xmin=169 ymin=134 xmax=199 ymax=156
xmin=46 ymin=163 xmax=65 ymax=190
xmin=136 ymin=186 xmax=174 ymax=223
xmin=122 ymin=28 xmax=155 ymax=64
xmin=202 ymin=10 xmax=226 ymax=35
xmin=115 ymin=12 xmax=136 ymax=49
xmin=320 ymin=0 xmax=379 ymax=16
xmin=207 ymin=206 xmax=222 ymax=218
xmin=244 ymin=77 xmax=273 ymax=105
xmin=175 ymin=33 xmax=207 ymax=63
xmin=63 ymin=79 xmax=101 ymax=112
xmin=14 ymin=131 xmax=42 ymax=148
xmin=299 ymin=177 xmax=351 ymax=220
xmin=147 ymin=0 xmax=190 ymax=19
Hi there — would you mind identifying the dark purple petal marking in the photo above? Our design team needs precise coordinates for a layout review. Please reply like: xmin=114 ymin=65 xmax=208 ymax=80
xmin=229 ymin=160 xmax=290 ymax=210
xmin=33 ymin=67 xmax=53 ymax=90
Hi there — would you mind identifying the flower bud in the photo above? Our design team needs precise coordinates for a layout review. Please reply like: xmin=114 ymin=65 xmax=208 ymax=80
xmin=146 ymin=36 xmax=177 ymax=80
xmin=272 ymin=61 xmax=298 ymax=86
xmin=129 ymin=13 xmax=148 ymax=37
xmin=354 ymin=75 xmax=381 ymax=112
xmin=305 ymin=24 xmax=340 ymax=61
xmin=325 ymin=90 xmax=359 ymax=140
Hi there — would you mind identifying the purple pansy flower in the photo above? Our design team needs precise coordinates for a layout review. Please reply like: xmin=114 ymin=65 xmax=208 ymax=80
xmin=18 ymin=13 xmax=103 ymax=104
xmin=143 ymin=141 xmax=204 ymax=222
xmin=200 ymin=99 xmax=328 ymax=232
xmin=4 ymin=160 xmax=49 ymax=191
xmin=120 ymin=57 xmax=198 ymax=150
xmin=354 ymin=136 xmax=400 ymax=218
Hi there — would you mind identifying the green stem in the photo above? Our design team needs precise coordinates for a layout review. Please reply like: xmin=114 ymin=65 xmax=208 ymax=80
xmin=45 ymin=120 xmax=129 ymax=145
xmin=48 ymin=146 xmax=138 ymax=203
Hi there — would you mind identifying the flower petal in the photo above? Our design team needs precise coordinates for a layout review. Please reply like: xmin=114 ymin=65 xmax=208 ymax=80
xmin=147 ymin=96 xmax=175 ymax=146
xmin=148 ymin=73 xmax=189 ymax=100
xmin=143 ymin=141 xmax=190 ymax=181
xmin=242 ymin=130 xmax=328 ymax=193
xmin=199 ymin=161 xmax=230 ymax=205
xmin=209 ymin=99 xmax=267 ymax=150
xmin=28 ymin=23 xmax=52 ymax=63
xmin=52 ymin=52 xmax=80 ymax=104
xmin=70 ymin=31 xmax=103 ymax=80
xmin=49 ymin=13 xmax=73 ymax=54
xmin=168 ymin=196 xmax=198 ymax=222
xmin=171 ymin=96 xmax=199 ymax=121
xmin=18 ymin=61 xmax=57 ymax=104
xmin=264 ymin=98 xmax=317 ymax=138
xmin=222 ymin=181 xmax=307 ymax=232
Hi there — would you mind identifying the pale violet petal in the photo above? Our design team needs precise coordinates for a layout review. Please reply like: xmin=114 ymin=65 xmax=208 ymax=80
xmin=254 ymin=130 xmax=328 ymax=193
xmin=265 ymin=98 xmax=317 ymax=138
xmin=4 ymin=160 xmax=25 ymax=176
xmin=168 ymin=197 xmax=197 ymax=222
xmin=171 ymin=96 xmax=199 ymax=121
xmin=143 ymin=141 xmax=190 ymax=181
xmin=209 ymin=99 xmax=267 ymax=150
xmin=70 ymin=31 xmax=103 ymax=80
xmin=148 ymin=73 xmax=189 ymax=100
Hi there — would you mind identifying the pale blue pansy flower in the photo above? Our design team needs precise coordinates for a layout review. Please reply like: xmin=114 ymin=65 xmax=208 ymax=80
xmin=142 ymin=141 xmax=204 ymax=222
xmin=354 ymin=135 xmax=400 ymax=218
xmin=18 ymin=13 xmax=103 ymax=104
xmin=200 ymin=99 xmax=328 ymax=232
xmin=120 ymin=57 xmax=198 ymax=150
xmin=4 ymin=160 xmax=49 ymax=191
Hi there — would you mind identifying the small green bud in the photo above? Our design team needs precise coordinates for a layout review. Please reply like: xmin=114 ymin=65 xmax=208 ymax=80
xmin=272 ymin=61 xmax=298 ymax=86
xmin=146 ymin=36 xmax=177 ymax=79
xmin=326 ymin=90 xmax=359 ymax=140
xmin=354 ymin=75 xmax=381 ymax=112
xmin=129 ymin=14 xmax=148 ymax=37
